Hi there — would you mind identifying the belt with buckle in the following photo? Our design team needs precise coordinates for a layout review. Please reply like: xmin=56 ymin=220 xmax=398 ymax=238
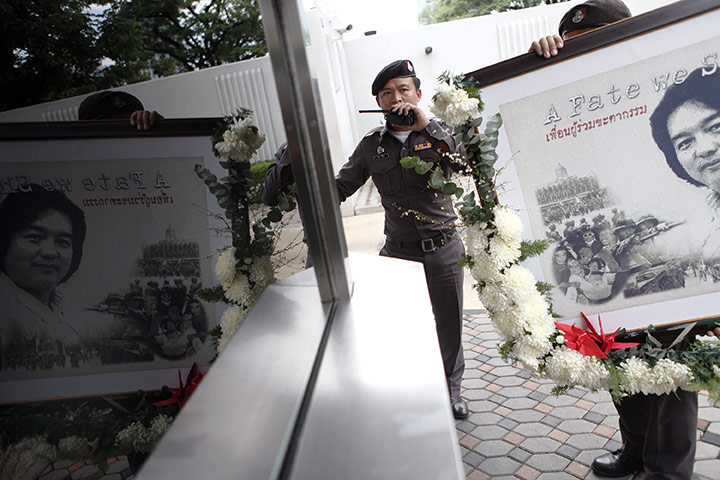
xmin=388 ymin=231 xmax=456 ymax=253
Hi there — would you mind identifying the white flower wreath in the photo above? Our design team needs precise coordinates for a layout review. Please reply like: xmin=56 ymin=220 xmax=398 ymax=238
xmin=411 ymin=73 xmax=720 ymax=402
xmin=195 ymin=110 xmax=294 ymax=354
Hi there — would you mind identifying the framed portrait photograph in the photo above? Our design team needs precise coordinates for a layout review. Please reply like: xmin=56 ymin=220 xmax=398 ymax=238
xmin=0 ymin=121 xmax=228 ymax=402
xmin=467 ymin=1 xmax=720 ymax=334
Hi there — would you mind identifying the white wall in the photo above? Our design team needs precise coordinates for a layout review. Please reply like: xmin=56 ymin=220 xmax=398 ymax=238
xmin=0 ymin=57 xmax=287 ymax=162
xmin=342 ymin=0 xmax=678 ymax=140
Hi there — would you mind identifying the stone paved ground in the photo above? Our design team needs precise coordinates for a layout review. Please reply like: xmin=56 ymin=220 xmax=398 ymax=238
xmin=34 ymin=456 xmax=134 ymax=480
xmin=458 ymin=310 xmax=720 ymax=480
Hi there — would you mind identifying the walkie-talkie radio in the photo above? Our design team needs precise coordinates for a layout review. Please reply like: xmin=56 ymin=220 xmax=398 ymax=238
xmin=358 ymin=109 xmax=416 ymax=126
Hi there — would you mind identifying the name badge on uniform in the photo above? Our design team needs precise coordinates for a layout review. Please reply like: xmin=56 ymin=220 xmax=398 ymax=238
xmin=413 ymin=142 xmax=432 ymax=151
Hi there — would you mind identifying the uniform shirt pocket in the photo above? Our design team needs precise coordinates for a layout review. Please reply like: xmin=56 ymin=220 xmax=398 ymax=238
xmin=370 ymin=156 xmax=402 ymax=195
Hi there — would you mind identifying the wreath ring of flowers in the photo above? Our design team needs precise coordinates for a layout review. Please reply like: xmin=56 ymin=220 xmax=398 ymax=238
xmin=406 ymin=73 xmax=720 ymax=403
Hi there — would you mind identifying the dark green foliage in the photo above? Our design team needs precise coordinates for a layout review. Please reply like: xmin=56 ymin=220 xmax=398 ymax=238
xmin=1 ymin=0 xmax=267 ymax=111
xmin=196 ymin=285 xmax=227 ymax=303
xmin=249 ymin=160 xmax=273 ymax=204
xmin=519 ymin=238 xmax=551 ymax=263
xmin=420 ymin=0 xmax=567 ymax=25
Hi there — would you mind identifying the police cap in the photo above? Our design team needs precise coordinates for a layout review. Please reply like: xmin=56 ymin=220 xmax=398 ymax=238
xmin=78 ymin=91 xmax=144 ymax=120
xmin=371 ymin=60 xmax=417 ymax=96
xmin=558 ymin=0 xmax=631 ymax=38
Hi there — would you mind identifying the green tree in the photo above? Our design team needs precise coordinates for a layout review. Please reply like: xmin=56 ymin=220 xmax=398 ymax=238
xmin=420 ymin=0 xmax=567 ymax=25
xmin=0 ymin=0 xmax=267 ymax=112
xmin=98 ymin=0 xmax=266 ymax=79
xmin=0 ymin=0 xmax=104 ymax=111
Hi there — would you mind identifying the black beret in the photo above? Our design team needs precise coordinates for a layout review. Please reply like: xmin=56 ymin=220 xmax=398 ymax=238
xmin=558 ymin=0 xmax=631 ymax=38
xmin=78 ymin=91 xmax=144 ymax=120
xmin=371 ymin=60 xmax=417 ymax=96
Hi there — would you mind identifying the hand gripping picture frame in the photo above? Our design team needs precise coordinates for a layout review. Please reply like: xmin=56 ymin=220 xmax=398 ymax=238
xmin=466 ymin=0 xmax=720 ymax=336
xmin=0 ymin=119 xmax=229 ymax=403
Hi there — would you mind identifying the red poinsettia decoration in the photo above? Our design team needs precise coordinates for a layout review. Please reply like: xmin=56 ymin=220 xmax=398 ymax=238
xmin=554 ymin=313 xmax=640 ymax=359
xmin=153 ymin=363 xmax=206 ymax=409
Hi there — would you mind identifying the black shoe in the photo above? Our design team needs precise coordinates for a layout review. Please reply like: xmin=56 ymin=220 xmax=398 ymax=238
xmin=450 ymin=396 xmax=468 ymax=419
xmin=591 ymin=449 xmax=642 ymax=478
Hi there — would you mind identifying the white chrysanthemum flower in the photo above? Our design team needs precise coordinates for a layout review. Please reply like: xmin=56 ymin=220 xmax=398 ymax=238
xmin=430 ymin=82 xmax=481 ymax=128
xmin=492 ymin=306 xmax=527 ymax=339
xmin=470 ymin=250 xmax=501 ymax=283
xmin=478 ymin=281 xmax=510 ymax=314
xmin=215 ymin=117 xmax=266 ymax=162
xmin=488 ymin=236 xmax=521 ymax=269
xmin=249 ymin=255 xmax=275 ymax=290
xmin=501 ymin=265 xmax=537 ymax=304
xmin=545 ymin=347 xmax=609 ymax=389
xmin=465 ymin=223 xmax=489 ymax=257
xmin=493 ymin=206 xmax=523 ymax=244
xmin=58 ymin=436 xmax=95 ymax=457
xmin=621 ymin=357 xmax=692 ymax=395
xmin=217 ymin=305 xmax=248 ymax=353
xmin=215 ymin=247 xmax=236 ymax=288
xmin=714 ymin=365 xmax=720 ymax=378
xmin=224 ymin=273 xmax=251 ymax=305
xmin=149 ymin=414 xmax=173 ymax=437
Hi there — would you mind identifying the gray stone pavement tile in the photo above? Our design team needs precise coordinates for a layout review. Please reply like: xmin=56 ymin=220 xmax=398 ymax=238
xmin=517 ymin=369 xmax=533 ymax=379
xmin=463 ymin=369 xmax=485 ymax=379
xmin=463 ymin=388 xmax=494 ymax=401
xmin=467 ymin=411 xmax=503 ymax=425
xmin=565 ymin=432 xmax=610 ymax=450
xmin=526 ymin=453 xmax=571 ymax=472
xmin=542 ymin=394 xmax=578 ymax=407
xmin=698 ymin=406 xmax=720 ymax=422
xmin=558 ymin=418 xmax=598 ymax=434
xmin=456 ymin=420 xmax=476 ymax=434
xmin=462 ymin=450 xmax=485 ymax=468
xmin=693 ymin=459 xmax=720 ymax=479
xmin=591 ymin=401 xmax=619 ymax=416
xmin=475 ymin=353 xmax=491 ymax=362
xmin=537 ymin=472 xmax=577 ymax=479
xmin=504 ymin=398 xmax=539 ymax=410
xmin=520 ymin=437 xmax=562 ymax=454
xmin=509 ymin=447 xmax=533 ymax=463
xmin=574 ymin=448 xmax=610 ymax=467
xmin=478 ymin=456 xmax=521 ymax=476
xmin=700 ymin=431 xmax=720 ymax=447
xmin=695 ymin=440 xmax=720 ymax=460
xmin=488 ymin=393 xmax=508 ymax=404
xmin=492 ymin=366 xmax=522 ymax=377
xmin=498 ymin=386 xmax=533 ymax=398
xmin=486 ymin=357 xmax=509 ymax=367
xmin=539 ymin=415 xmax=563 ymax=428
xmin=513 ymin=421 xmax=553 ymax=438
xmin=499 ymin=418 xmax=519 ymax=430
xmin=494 ymin=376 xmax=526 ymax=387
xmin=482 ymin=373 xmax=499 ymax=382
xmin=552 ymin=405 xmax=587 ymax=419
xmin=556 ymin=444 xmax=581 ymax=460
xmin=474 ymin=439 xmax=515 ymax=457
xmin=707 ymin=422 xmax=720 ymax=436
xmin=508 ymin=408 xmax=545 ymax=423
xmin=605 ymin=439 xmax=622 ymax=451
xmin=528 ymin=391 xmax=548 ymax=402
xmin=465 ymin=359 xmax=483 ymax=370
xmin=463 ymin=378 xmax=489 ymax=389
xmin=467 ymin=399 xmax=499 ymax=413
xmin=470 ymin=424 xmax=509 ymax=440
xmin=583 ymin=411 xmax=606 ymax=424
